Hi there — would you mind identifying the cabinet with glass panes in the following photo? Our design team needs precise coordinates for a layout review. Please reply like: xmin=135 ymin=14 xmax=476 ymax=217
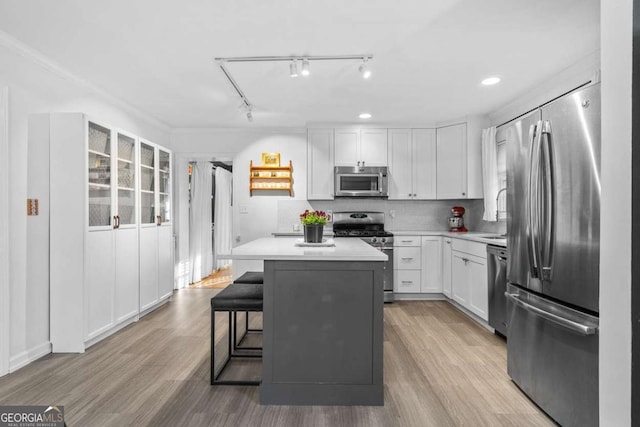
xmin=32 ymin=113 xmax=173 ymax=354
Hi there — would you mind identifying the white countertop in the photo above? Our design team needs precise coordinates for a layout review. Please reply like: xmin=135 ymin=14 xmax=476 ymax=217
xmin=390 ymin=230 xmax=507 ymax=247
xmin=224 ymin=237 xmax=388 ymax=261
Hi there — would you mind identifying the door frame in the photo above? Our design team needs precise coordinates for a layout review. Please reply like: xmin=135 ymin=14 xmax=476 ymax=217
xmin=0 ymin=87 xmax=10 ymax=376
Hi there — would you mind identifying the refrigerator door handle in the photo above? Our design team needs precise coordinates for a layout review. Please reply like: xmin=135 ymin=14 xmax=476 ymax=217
xmin=527 ymin=122 xmax=542 ymax=278
xmin=540 ymin=121 xmax=555 ymax=281
xmin=505 ymin=292 xmax=597 ymax=335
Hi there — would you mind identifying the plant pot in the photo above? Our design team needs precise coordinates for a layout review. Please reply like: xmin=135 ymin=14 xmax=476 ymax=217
xmin=303 ymin=224 xmax=324 ymax=243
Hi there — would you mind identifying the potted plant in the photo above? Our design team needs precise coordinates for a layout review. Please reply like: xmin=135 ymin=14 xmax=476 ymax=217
xmin=300 ymin=210 xmax=328 ymax=243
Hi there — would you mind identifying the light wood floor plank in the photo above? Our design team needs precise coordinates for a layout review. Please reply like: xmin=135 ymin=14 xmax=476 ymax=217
xmin=0 ymin=290 xmax=555 ymax=426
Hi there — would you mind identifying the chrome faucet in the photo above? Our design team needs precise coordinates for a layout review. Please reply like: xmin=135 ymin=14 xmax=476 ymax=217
xmin=496 ymin=187 xmax=507 ymax=221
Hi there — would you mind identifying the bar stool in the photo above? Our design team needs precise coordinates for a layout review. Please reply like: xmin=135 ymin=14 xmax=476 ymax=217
xmin=210 ymin=283 xmax=263 ymax=386
xmin=233 ymin=271 xmax=264 ymax=340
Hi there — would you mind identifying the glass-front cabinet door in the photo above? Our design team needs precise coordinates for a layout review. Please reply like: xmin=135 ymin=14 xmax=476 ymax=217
xmin=139 ymin=142 xmax=156 ymax=225
xmin=158 ymin=149 xmax=171 ymax=224
xmin=116 ymin=132 xmax=137 ymax=226
xmin=87 ymin=121 xmax=113 ymax=228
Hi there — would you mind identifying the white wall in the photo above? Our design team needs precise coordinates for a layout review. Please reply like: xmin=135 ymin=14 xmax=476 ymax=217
xmin=171 ymin=128 xmax=307 ymax=285
xmin=0 ymin=36 xmax=170 ymax=372
xmin=600 ymin=0 xmax=632 ymax=424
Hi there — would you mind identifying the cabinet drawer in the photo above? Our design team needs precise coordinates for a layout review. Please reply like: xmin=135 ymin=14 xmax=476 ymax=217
xmin=395 ymin=270 xmax=421 ymax=293
xmin=394 ymin=236 xmax=421 ymax=247
xmin=451 ymin=238 xmax=487 ymax=258
xmin=395 ymin=247 xmax=421 ymax=269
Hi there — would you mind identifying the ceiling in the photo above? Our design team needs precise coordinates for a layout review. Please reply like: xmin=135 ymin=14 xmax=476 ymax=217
xmin=0 ymin=0 xmax=599 ymax=128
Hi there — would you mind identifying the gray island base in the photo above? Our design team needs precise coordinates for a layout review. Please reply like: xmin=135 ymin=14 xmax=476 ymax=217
xmin=225 ymin=237 xmax=387 ymax=406
xmin=261 ymin=259 xmax=384 ymax=406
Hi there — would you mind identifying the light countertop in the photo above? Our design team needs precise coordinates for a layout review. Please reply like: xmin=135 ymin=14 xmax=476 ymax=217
xmin=223 ymin=237 xmax=388 ymax=261
xmin=390 ymin=230 xmax=507 ymax=247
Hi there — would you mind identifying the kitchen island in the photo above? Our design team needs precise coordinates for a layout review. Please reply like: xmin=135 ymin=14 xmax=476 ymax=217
xmin=226 ymin=237 xmax=387 ymax=406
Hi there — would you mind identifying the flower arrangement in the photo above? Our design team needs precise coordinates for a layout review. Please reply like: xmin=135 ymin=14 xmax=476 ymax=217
xmin=299 ymin=210 xmax=329 ymax=226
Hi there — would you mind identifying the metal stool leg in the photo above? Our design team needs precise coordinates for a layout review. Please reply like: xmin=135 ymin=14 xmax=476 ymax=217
xmin=211 ymin=309 xmax=261 ymax=386
xmin=233 ymin=311 xmax=262 ymax=354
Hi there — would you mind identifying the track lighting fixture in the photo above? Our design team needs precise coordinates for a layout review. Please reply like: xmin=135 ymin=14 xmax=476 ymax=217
xmin=359 ymin=58 xmax=372 ymax=79
xmin=289 ymin=60 xmax=298 ymax=78
xmin=214 ymin=54 xmax=374 ymax=121
xmin=301 ymin=58 xmax=310 ymax=76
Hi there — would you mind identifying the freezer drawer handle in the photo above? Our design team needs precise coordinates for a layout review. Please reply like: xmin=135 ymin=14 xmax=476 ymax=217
xmin=504 ymin=292 xmax=597 ymax=336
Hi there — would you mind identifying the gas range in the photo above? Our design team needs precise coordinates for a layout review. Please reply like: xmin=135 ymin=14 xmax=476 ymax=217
xmin=332 ymin=212 xmax=394 ymax=302
xmin=333 ymin=229 xmax=394 ymax=246
xmin=332 ymin=212 xmax=394 ymax=247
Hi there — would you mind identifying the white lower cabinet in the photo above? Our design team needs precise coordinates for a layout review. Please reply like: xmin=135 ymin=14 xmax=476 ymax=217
xmin=421 ymin=237 xmax=442 ymax=292
xmin=451 ymin=240 xmax=488 ymax=320
xmin=393 ymin=235 xmax=442 ymax=294
xmin=139 ymin=226 xmax=159 ymax=311
xmin=441 ymin=237 xmax=453 ymax=297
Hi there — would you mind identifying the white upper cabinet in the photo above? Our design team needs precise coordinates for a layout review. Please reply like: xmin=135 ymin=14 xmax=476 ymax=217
xmin=413 ymin=129 xmax=437 ymax=199
xmin=307 ymin=129 xmax=335 ymax=200
xmin=388 ymin=129 xmax=436 ymax=200
xmin=388 ymin=129 xmax=412 ymax=199
xmin=436 ymin=123 xmax=467 ymax=199
xmin=360 ymin=128 xmax=388 ymax=166
xmin=334 ymin=128 xmax=387 ymax=167
xmin=334 ymin=129 xmax=360 ymax=166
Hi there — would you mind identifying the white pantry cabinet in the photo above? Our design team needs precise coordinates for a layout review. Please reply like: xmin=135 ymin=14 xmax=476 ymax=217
xmin=30 ymin=113 xmax=172 ymax=353
xmin=388 ymin=129 xmax=436 ymax=200
xmin=307 ymin=129 xmax=335 ymax=200
xmin=436 ymin=123 xmax=467 ymax=199
xmin=139 ymin=141 xmax=174 ymax=312
xmin=334 ymin=128 xmax=387 ymax=167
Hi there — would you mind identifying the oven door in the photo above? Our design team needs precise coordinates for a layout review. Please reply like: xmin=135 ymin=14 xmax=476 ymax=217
xmin=334 ymin=171 xmax=388 ymax=197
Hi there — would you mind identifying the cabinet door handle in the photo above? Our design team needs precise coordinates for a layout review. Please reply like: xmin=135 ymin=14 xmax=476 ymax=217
xmin=357 ymin=161 xmax=361 ymax=167
xmin=156 ymin=215 xmax=162 ymax=226
xmin=446 ymin=241 xmax=451 ymax=244
xmin=113 ymin=215 xmax=118 ymax=229
xmin=401 ymin=281 xmax=413 ymax=284
xmin=401 ymin=240 xmax=413 ymax=243
xmin=401 ymin=257 xmax=414 ymax=261
xmin=116 ymin=215 xmax=120 ymax=229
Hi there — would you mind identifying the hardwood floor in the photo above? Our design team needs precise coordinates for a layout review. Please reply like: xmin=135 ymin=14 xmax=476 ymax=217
xmin=0 ymin=290 xmax=554 ymax=426
xmin=190 ymin=266 xmax=233 ymax=289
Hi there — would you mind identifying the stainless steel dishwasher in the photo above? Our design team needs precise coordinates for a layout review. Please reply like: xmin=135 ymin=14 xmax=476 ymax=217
xmin=487 ymin=245 xmax=508 ymax=337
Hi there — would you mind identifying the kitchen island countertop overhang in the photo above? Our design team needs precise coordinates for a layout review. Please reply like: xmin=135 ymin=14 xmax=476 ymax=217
xmin=222 ymin=236 xmax=388 ymax=261
xmin=220 ymin=237 xmax=386 ymax=406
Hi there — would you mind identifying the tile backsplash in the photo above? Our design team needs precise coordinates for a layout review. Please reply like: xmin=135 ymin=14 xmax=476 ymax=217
xmin=277 ymin=199 xmax=506 ymax=234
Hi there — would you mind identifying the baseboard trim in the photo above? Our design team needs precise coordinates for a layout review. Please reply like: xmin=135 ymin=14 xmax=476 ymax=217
xmin=85 ymin=315 xmax=138 ymax=349
xmin=393 ymin=293 xmax=446 ymax=301
xmin=139 ymin=295 xmax=172 ymax=318
xmin=446 ymin=299 xmax=494 ymax=332
xmin=9 ymin=341 xmax=52 ymax=373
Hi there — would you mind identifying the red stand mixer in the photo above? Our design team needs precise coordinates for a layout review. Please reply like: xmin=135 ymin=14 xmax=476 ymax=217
xmin=448 ymin=206 xmax=468 ymax=232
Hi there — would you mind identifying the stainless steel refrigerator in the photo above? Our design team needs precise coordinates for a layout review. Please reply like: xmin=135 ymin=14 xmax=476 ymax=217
xmin=505 ymin=83 xmax=600 ymax=427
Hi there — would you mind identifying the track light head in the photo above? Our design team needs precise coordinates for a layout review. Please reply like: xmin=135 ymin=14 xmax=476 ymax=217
xmin=301 ymin=58 xmax=310 ymax=76
xmin=289 ymin=60 xmax=298 ymax=78
xmin=359 ymin=58 xmax=372 ymax=79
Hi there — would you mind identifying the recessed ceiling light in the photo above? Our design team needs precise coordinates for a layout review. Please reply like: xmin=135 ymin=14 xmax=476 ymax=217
xmin=481 ymin=76 xmax=501 ymax=86
xmin=359 ymin=113 xmax=372 ymax=119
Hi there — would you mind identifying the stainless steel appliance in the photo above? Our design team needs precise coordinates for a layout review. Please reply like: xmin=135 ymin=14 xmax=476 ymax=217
xmin=487 ymin=244 xmax=508 ymax=337
xmin=334 ymin=166 xmax=388 ymax=198
xmin=505 ymin=83 xmax=600 ymax=427
xmin=333 ymin=212 xmax=394 ymax=302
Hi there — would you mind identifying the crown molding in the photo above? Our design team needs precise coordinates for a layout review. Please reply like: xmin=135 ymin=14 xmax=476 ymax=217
xmin=171 ymin=127 xmax=307 ymax=136
xmin=0 ymin=29 xmax=171 ymax=133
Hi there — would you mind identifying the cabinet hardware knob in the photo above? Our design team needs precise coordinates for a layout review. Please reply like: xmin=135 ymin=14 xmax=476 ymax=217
xmin=462 ymin=192 xmax=466 ymax=196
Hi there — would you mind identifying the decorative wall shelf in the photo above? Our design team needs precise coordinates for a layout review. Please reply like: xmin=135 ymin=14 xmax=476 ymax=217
xmin=249 ymin=160 xmax=293 ymax=196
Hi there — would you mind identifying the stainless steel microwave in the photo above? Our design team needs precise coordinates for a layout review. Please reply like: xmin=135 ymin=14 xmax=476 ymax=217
xmin=334 ymin=166 xmax=388 ymax=197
